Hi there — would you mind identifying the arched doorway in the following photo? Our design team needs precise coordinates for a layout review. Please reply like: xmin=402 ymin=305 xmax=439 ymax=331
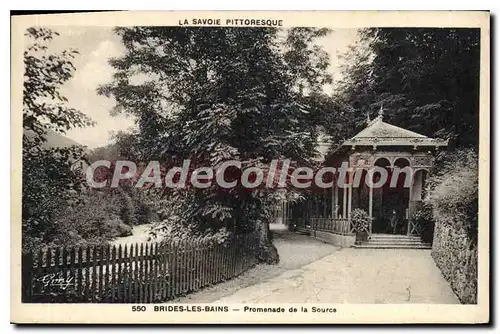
xmin=389 ymin=158 xmax=411 ymax=234
xmin=370 ymin=157 xmax=411 ymax=234
xmin=371 ymin=158 xmax=391 ymax=233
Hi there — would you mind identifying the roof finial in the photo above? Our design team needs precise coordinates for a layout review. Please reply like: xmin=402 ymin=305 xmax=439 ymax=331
xmin=378 ymin=103 xmax=384 ymax=120
xmin=366 ymin=111 xmax=371 ymax=125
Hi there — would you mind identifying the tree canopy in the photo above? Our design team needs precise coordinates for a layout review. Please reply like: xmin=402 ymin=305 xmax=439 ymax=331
xmin=99 ymin=27 xmax=334 ymax=262
xmin=22 ymin=28 xmax=94 ymax=252
xmin=331 ymin=28 xmax=480 ymax=149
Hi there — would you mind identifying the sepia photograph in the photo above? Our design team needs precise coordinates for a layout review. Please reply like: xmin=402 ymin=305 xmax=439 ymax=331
xmin=10 ymin=11 xmax=489 ymax=324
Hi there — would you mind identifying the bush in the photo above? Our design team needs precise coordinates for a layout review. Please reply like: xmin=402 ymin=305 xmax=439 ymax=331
xmin=25 ymin=184 xmax=164 ymax=252
xmin=116 ymin=187 xmax=138 ymax=226
xmin=149 ymin=219 xmax=231 ymax=245
xmin=106 ymin=218 xmax=133 ymax=238
xmin=22 ymin=144 xmax=87 ymax=253
xmin=148 ymin=197 xmax=232 ymax=245
xmin=412 ymin=204 xmax=434 ymax=244
xmin=132 ymin=190 xmax=159 ymax=224
xmin=351 ymin=208 xmax=370 ymax=233
xmin=425 ymin=148 xmax=478 ymax=240
xmin=49 ymin=191 xmax=132 ymax=248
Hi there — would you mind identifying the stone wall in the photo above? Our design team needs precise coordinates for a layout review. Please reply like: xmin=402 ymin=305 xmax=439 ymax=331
xmin=313 ymin=230 xmax=355 ymax=248
xmin=432 ymin=221 xmax=477 ymax=304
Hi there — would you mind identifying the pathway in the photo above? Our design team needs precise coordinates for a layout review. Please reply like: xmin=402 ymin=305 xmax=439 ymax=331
xmin=110 ymin=223 xmax=153 ymax=246
xmin=215 ymin=247 xmax=459 ymax=304
xmin=173 ymin=224 xmax=338 ymax=303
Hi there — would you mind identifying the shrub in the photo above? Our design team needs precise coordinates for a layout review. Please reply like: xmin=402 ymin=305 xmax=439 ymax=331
xmin=412 ymin=204 xmax=434 ymax=243
xmin=106 ymin=218 xmax=133 ymax=238
xmin=147 ymin=196 xmax=232 ymax=245
xmin=149 ymin=219 xmax=231 ymax=245
xmin=22 ymin=145 xmax=87 ymax=253
xmin=351 ymin=208 xmax=370 ymax=233
xmin=49 ymin=191 xmax=131 ymax=248
xmin=425 ymin=148 xmax=478 ymax=241
xmin=116 ymin=187 xmax=138 ymax=226
xmin=132 ymin=190 xmax=159 ymax=224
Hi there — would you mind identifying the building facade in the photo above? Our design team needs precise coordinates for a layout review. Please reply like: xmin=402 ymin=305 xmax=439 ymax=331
xmin=286 ymin=112 xmax=448 ymax=240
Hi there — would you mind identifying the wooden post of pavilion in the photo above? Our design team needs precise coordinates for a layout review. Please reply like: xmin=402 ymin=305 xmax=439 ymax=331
xmin=407 ymin=169 xmax=414 ymax=236
xmin=342 ymin=186 xmax=347 ymax=219
xmin=347 ymin=170 xmax=353 ymax=219
xmin=368 ymin=182 xmax=373 ymax=235
xmin=332 ymin=181 xmax=337 ymax=219
xmin=335 ymin=182 xmax=339 ymax=218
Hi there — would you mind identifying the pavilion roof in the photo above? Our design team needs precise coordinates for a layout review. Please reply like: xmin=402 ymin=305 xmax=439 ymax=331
xmin=342 ymin=116 xmax=448 ymax=147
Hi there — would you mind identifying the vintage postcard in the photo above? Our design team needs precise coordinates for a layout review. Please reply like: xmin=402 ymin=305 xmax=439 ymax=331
xmin=10 ymin=11 xmax=490 ymax=324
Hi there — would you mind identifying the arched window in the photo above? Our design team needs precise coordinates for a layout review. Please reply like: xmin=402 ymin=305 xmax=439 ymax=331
xmin=393 ymin=157 xmax=410 ymax=168
xmin=393 ymin=157 xmax=412 ymax=188
xmin=374 ymin=157 xmax=391 ymax=168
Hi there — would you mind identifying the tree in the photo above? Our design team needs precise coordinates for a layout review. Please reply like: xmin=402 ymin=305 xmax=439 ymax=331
xmin=333 ymin=28 xmax=480 ymax=149
xmin=23 ymin=28 xmax=93 ymax=146
xmin=22 ymin=28 xmax=94 ymax=252
xmin=22 ymin=145 xmax=86 ymax=251
xmin=327 ymin=34 xmax=375 ymax=146
xmin=99 ymin=27 xmax=332 ymax=263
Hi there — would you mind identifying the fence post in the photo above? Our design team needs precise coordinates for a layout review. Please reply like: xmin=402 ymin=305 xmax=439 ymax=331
xmin=133 ymin=243 xmax=139 ymax=303
xmin=85 ymin=246 xmax=91 ymax=302
xmin=110 ymin=245 xmax=116 ymax=303
xmin=139 ymin=243 xmax=144 ymax=303
xmin=77 ymin=247 xmax=83 ymax=298
xmin=91 ymin=246 xmax=97 ymax=302
xmin=167 ymin=239 xmax=175 ymax=299
xmin=21 ymin=252 xmax=33 ymax=303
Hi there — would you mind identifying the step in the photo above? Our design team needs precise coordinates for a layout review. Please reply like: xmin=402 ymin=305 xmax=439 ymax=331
xmin=367 ymin=240 xmax=427 ymax=244
xmin=369 ymin=235 xmax=422 ymax=239
xmin=362 ymin=240 xmax=430 ymax=245
xmin=370 ymin=235 xmax=422 ymax=240
xmin=360 ymin=242 xmax=431 ymax=247
xmin=353 ymin=244 xmax=432 ymax=249
xmin=368 ymin=238 xmax=423 ymax=243
xmin=370 ymin=235 xmax=422 ymax=238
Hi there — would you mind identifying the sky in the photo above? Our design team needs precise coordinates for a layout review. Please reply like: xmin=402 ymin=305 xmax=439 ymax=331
xmin=38 ymin=27 xmax=359 ymax=149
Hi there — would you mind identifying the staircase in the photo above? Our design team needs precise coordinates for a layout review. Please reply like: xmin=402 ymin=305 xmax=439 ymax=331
xmin=353 ymin=234 xmax=431 ymax=249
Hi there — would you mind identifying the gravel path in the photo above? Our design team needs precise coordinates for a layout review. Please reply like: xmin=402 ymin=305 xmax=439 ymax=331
xmin=173 ymin=224 xmax=338 ymax=303
xmin=215 ymin=248 xmax=460 ymax=304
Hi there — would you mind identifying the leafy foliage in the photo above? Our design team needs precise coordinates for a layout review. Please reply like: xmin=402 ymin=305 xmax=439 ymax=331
xmin=412 ymin=204 xmax=435 ymax=244
xmin=22 ymin=146 xmax=87 ymax=252
xmin=283 ymin=28 xmax=333 ymax=94
xmin=99 ymin=27 xmax=334 ymax=262
xmin=48 ymin=191 xmax=133 ymax=248
xmin=332 ymin=28 xmax=480 ymax=149
xmin=425 ymin=149 xmax=478 ymax=241
xmin=350 ymin=208 xmax=371 ymax=233
xmin=22 ymin=28 xmax=94 ymax=252
xmin=23 ymin=28 xmax=94 ymax=145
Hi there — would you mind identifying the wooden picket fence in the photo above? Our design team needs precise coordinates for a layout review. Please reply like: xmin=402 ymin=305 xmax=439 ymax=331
xmin=22 ymin=234 xmax=258 ymax=303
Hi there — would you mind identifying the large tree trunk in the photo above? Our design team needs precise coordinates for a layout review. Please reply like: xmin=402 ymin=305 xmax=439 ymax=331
xmin=256 ymin=220 xmax=279 ymax=264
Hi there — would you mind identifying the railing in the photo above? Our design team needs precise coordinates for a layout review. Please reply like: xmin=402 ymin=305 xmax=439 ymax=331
xmin=293 ymin=218 xmax=354 ymax=235
xmin=22 ymin=234 xmax=258 ymax=303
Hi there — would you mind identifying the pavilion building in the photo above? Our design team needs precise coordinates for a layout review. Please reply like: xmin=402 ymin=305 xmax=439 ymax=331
xmin=283 ymin=111 xmax=448 ymax=247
